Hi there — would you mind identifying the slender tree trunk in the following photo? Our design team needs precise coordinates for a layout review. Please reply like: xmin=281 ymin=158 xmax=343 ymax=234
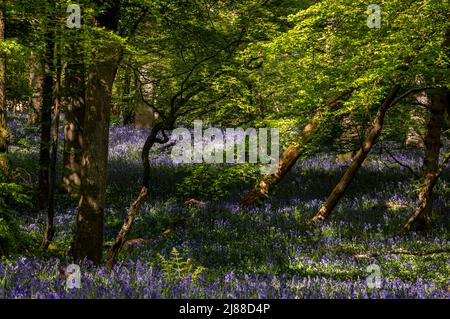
xmin=311 ymin=85 xmax=401 ymax=225
xmin=404 ymin=89 xmax=448 ymax=231
xmin=73 ymin=1 xmax=121 ymax=264
xmin=37 ymin=26 xmax=55 ymax=212
xmin=106 ymin=125 xmax=168 ymax=269
xmin=62 ymin=29 xmax=86 ymax=196
xmin=122 ymin=66 xmax=134 ymax=125
xmin=106 ymin=187 xmax=148 ymax=269
xmin=403 ymin=151 xmax=449 ymax=233
xmin=42 ymin=40 xmax=62 ymax=249
xmin=0 ymin=6 xmax=9 ymax=180
xmin=29 ymin=52 xmax=44 ymax=125
xmin=241 ymin=88 xmax=354 ymax=207
xmin=106 ymin=128 xmax=159 ymax=269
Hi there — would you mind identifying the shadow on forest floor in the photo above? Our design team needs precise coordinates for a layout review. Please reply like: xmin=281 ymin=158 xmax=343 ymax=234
xmin=6 ymin=119 xmax=450 ymax=288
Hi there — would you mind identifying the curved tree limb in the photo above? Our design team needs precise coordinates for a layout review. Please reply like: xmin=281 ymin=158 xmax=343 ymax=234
xmin=311 ymin=85 xmax=401 ymax=225
xmin=403 ymin=151 xmax=450 ymax=233
xmin=105 ymin=186 xmax=149 ymax=270
xmin=384 ymin=147 xmax=420 ymax=179
xmin=241 ymin=88 xmax=355 ymax=208
xmin=106 ymin=123 xmax=170 ymax=269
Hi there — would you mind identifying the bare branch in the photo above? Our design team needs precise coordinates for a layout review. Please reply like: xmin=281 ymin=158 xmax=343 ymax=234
xmin=384 ymin=147 xmax=420 ymax=179
xmin=391 ymin=87 xmax=435 ymax=107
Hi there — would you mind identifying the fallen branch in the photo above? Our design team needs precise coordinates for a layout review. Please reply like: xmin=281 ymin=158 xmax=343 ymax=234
xmin=184 ymin=198 xmax=208 ymax=209
xmin=104 ymin=238 xmax=149 ymax=250
xmin=353 ymin=247 xmax=450 ymax=259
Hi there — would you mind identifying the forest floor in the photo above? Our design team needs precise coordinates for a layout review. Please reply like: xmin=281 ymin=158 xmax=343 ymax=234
xmin=1 ymin=114 xmax=449 ymax=299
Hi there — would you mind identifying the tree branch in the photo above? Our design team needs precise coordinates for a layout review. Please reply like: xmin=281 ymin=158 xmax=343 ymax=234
xmin=353 ymin=247 xmax=450 ymax=259
xmin=384 ymin=147 xmax=420 ymax=179
xmin=391 ymin=87 xmax=435 ymax=107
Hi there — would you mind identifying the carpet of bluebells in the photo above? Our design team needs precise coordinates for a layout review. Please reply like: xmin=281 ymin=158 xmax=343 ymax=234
xmin=1 ymin=113 xmax=449 ymax=299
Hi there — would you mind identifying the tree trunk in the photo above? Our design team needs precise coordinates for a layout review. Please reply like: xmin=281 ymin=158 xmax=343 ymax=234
xmin=241 ymin=88 xmax=354 ymax=207
xmin=311 ymin=85 xmax=401 ymax=225
xmin=105 ymin=187 xmax=148 ymax=270
xmin=106 ymin=125 xmax=168 ymax=269
xmin=122 ymin=65 xmax=134 ymax=125
xmin=62 ymin=29 xmax=86 ymax=196
xmin=403 ymin=29 xmax=450 ymax=231
xmin=404 ymin=89 xmax=448 ymax=231
xmin=29 ymin=52 xmax=44 ymax=125
xmin=403 ymin=151 xmax=449 ymax=233
xmin=42 ymin=41 xmax=62 ymax=249
xmin=73 ymin=50 xmax=120 ymax=263
xmin=106 ymin=185 xmax=150 ymax=270
xmin=0 ymin=6 xmax=9 ymax=180
xmin=73 ymin=1 xmax=121 ymax=264
xmin=37 ymin=26 xmax=55 ymax=212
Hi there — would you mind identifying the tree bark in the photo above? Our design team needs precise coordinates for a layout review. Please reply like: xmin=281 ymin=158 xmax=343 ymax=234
xmin=73 ymin=1 xmax=121 ymax=264
xmin=241 ymin=88 xmax=354 ymax=207
xmin=0 ymin=6 xmax=9 ymax=180
xmin=403 ymin=89 xmax=448 ymax=232
xmin=311 ymin=85 xmax=401 ymax=225
xmin=62 ymin=29 xmax=86 ymax=196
